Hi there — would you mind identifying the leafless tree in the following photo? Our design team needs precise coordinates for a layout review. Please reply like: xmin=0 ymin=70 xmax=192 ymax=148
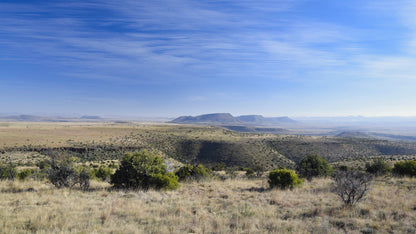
xmin=331 ymin=170 xmax=373 ymax=206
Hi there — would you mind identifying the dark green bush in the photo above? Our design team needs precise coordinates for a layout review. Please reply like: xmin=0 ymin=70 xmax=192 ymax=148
xmin=211 ymin=163 xmax=226 ymax=171
xmin=111 ymin=151 xmax=179 ymax=190
xmin=17 ymin=168 xmax=35 ymax=180
xmin=243 ymin=167 xmax=256 ymax=178
xmin=47 ymin=159 xmax=78 ymax=188
xmin=365 ymin=159 xmax=392 ymax=176
xmin=0 ymin=163 xmax=17 ymax=180
xmin=338 ymin=165 xmax=350 ymax=171
xmin=175 ymin=164 xmax=211 ymax=181
xmin=268 ymin=168 xmax=302 ymax=190
xmin=297 ymin=154 xmax=333 ymax=180
xmin=393 ymin=160 xmax=416 ymax=177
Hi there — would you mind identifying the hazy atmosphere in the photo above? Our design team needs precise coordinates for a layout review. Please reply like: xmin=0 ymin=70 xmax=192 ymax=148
xmin=1 ymin=0 xmax=415 ymax=117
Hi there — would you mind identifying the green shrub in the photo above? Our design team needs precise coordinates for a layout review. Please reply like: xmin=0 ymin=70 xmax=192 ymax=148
xmin=17 ymin=168 xmax=35 ymax=180
xmin=211 ymin=163 xmax=226 ymax=171
xmin=151 ymin=172 xmax=179 ymax=190
xmin=297 ymin=154 xmax=333 ymax=180
xmin=393 ymin=160 xmax=416 ymax=177
xmin=243 ymin=167 xmax=256 ymax=178
xmin=268 ymin=168 xmax=302 ymax=190
xmin=175 ymin=164 xmax=211 ymax=181
xmin=338 ymin=165 xmax=350 ymax=171
xmin=0 ymin=163 xmax=17 ymax=180
xmin=365 ymin=159 xmax=392 ymax=176
xmin=90 ymin=165 xmax=113 ymax=181
xmin=111 ymin=151 xmax=179 ymax=190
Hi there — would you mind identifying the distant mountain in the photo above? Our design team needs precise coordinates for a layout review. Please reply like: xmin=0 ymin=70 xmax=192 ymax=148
xmin=236 ymin=115 xmax=266 ymax=123
xmin=169 ymin=113 xmax=297 ymax=126
xmin=0 ymin=114 xmax=102 ymax=122
xmin=335 ymin=131 xmax=373 ymax=138
xmin=267 ymin=116 xmax=297 ymax=124
xmin=80 ymin=115 xmax=102 ymax=119
xmin=170 ymin=113 xmax=243 ymax=125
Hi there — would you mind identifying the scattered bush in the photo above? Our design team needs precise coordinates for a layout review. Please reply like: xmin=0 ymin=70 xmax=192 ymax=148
xmin=211 ymin=163 xmax=226 ymax=171
xmin=253 ymin=164 xmax=265 ymax=177
xmin=297 ymin=154 xmax=333 ymax=180
xmin=175 ymin=164 xmax=211 ymax=181
xmin=337 ymin=165 xmax=350 ymax=171
xmin=225 ymin=166 xmax=239 ymax=179
xmin=242 ymin=167 xmax=256 ymax=178
xmin=77 ymin=169 xmax=90 ymax=191
xmin=111 ymin=151 xmax=179 ymax=190
xmin=0 ymin=163 xmax=17 ymax=180
xmin=268 ymin=168 xmax=302 ymax=190
xmin=331 ymin=170 xmax=373 ymax=206
xmin=47 ymin=158 xmax=78 ymax=188
xmin=393 ymin=160 xmax=416 ymax=177
xmin=47 ymin=157 xmax=90 ymax=190
xmin=90 ymin=165 xmax=113 ymax=181
xmin=365 ymin=159 xmax=392 ymax=176
xmin=17 ymin=168 xmax=35 ymax=180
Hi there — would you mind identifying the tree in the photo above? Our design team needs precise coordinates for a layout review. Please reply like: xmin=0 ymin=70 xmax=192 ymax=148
xmin=268 ymin=168 xmax=302 ymax=190
xmin=297 ymin=154 xmax=333 ymax=180
xmin=331 ymin=170 xmax=372 ymax=206
xmin=111 ymin=151 xmax=178 ymax=190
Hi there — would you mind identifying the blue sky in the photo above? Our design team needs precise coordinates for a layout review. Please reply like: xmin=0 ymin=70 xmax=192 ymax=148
xmin=1 ymin=0 xmax=416 ymax=117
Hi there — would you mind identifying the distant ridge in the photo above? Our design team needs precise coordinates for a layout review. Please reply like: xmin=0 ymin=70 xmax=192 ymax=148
xmin=170 ymin=113 xmax=243 ymax=125
xmin=169 ymin=113 xmax=297 ymax=126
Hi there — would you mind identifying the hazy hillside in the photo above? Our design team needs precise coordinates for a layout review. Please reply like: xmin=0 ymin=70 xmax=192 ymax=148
xmin=2 ymin=123 xmax=416 ymax=170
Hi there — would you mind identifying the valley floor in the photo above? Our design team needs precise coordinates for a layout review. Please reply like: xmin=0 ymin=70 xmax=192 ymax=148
xmin=1 ymin=177 xmax=415 ymax=233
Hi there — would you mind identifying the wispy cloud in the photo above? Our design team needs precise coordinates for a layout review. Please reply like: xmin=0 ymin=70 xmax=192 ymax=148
xmin=2 ymin=0 xmax=416 ymax=116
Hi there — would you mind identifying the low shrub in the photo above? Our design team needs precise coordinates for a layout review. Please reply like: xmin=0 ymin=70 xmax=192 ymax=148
xmin=365 ymin=159 xmax=392 ymax=176
xmin=17 ymin=168 xmax=35 ymax=180
xmin=47 ymin=157 xmax=90 ymax=190
xmin=393 ymin=160 xmax=416 ymax=177
xmin=90 ymin=165 xmax=113 ymax=181
xmin=243 ymin=167 xmax=256 ymax=178
xmin=111 ymin=150 xmax=179 ymax=190
xmin=175 ymin=164 xmax=211 ymax=181
xmin=268 ymin=168 xmax=302 ymax=190
xmin=211 ymin=163 xmax=226 ymax=171
xmin=0 ymin=163 xmax=17 ymax=180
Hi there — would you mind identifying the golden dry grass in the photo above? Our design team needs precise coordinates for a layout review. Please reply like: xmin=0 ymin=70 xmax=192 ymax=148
xmin=0 ymin=122 xmax=144 ymax=148
xmin=0 ymin=177 xmax=415 ymax=233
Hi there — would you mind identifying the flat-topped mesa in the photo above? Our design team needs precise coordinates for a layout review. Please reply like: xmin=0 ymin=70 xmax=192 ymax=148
xmin=169 ymin=113 xmax=297 ymax=125
xmin=170 ymin=113 xmax=242 ymax=124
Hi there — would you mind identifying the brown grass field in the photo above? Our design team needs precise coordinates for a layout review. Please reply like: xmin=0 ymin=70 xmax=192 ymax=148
xmin=0 ymin=177 xmax=415 ymax=233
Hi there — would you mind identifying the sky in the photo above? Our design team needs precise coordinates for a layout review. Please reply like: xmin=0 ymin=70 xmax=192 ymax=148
xmin=1 ymin=0 xmax=416 ymax=117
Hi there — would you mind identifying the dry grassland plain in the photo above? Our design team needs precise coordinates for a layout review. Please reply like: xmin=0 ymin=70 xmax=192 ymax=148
xmin=0 ymin=178 xmax=415 ymax=233
xmin=1 ymin=122 xmax=416 ymax=233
